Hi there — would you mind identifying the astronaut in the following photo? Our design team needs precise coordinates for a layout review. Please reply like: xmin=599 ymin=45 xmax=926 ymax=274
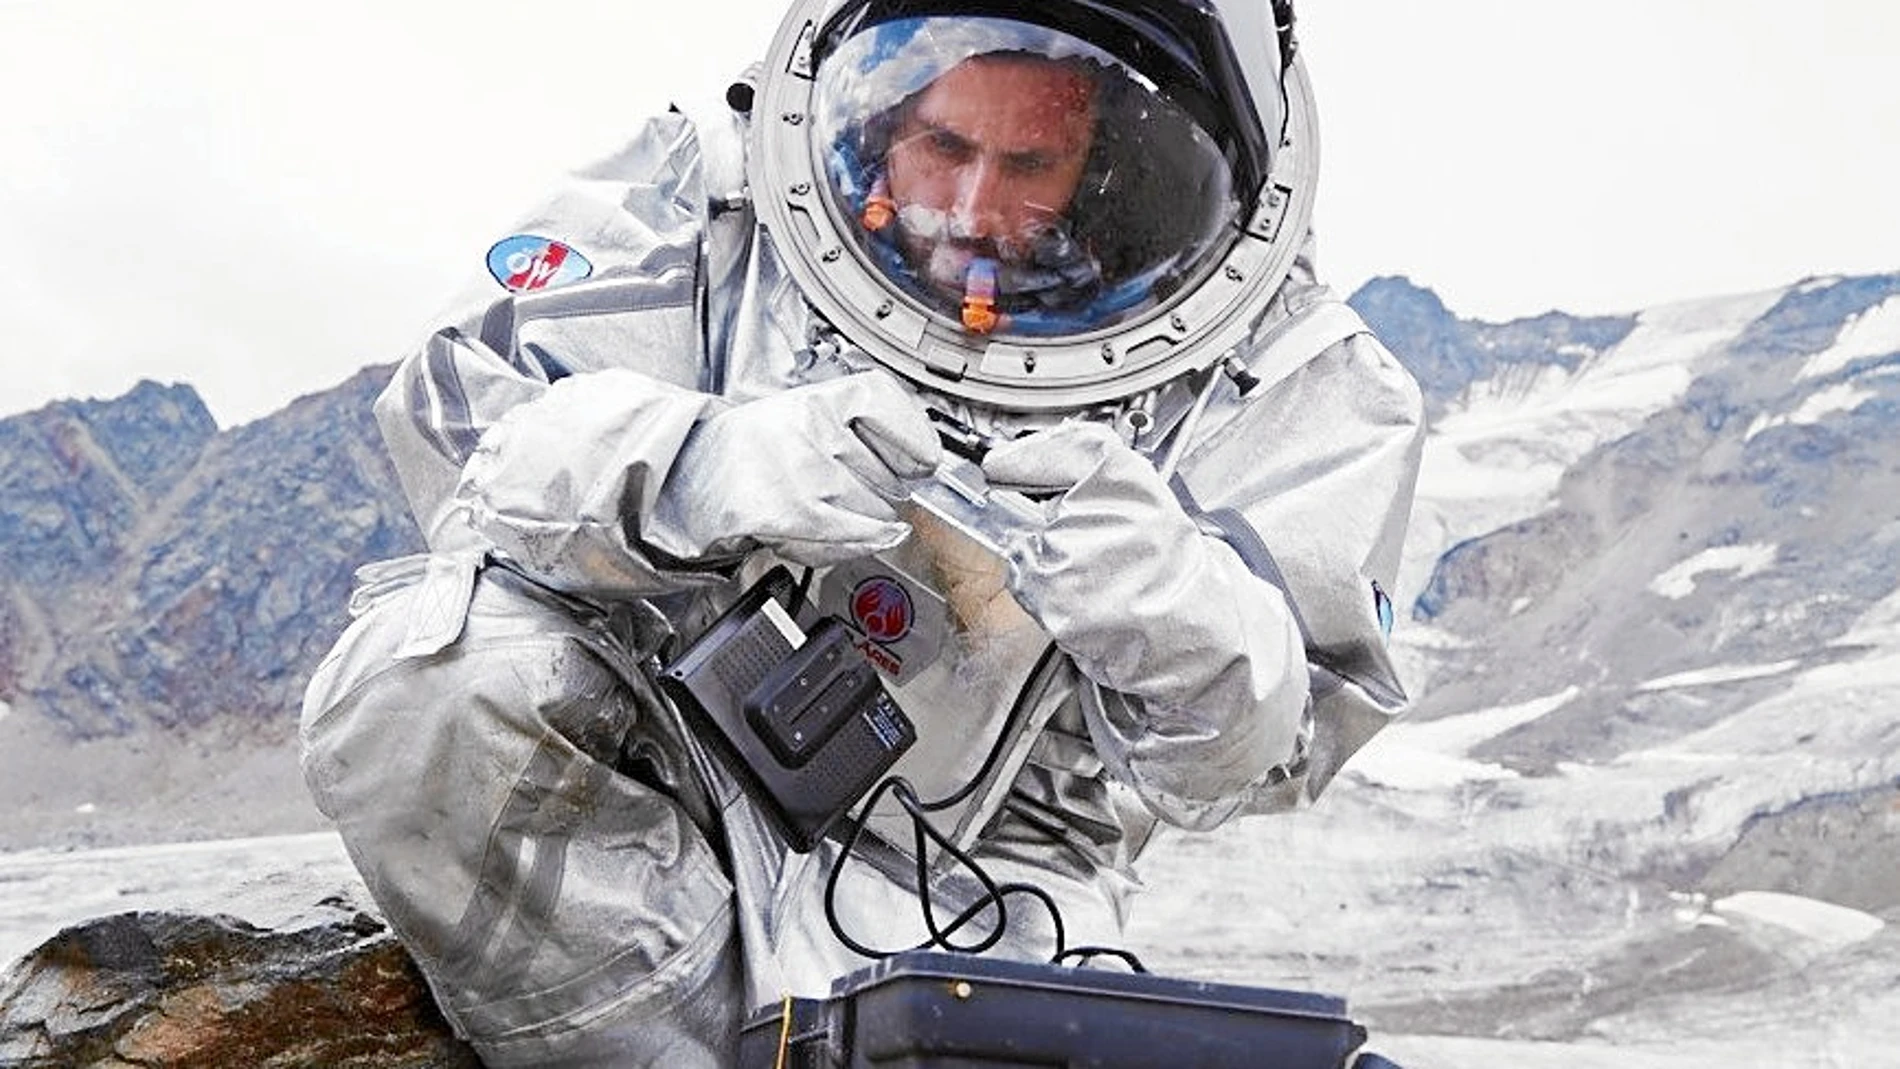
xmin=300 ymin=2 xmax=1424 ymax=1065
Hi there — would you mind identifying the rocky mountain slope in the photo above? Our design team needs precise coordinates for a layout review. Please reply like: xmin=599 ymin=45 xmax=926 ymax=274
xmin=0 ymin=368 xmax=420 ymax=848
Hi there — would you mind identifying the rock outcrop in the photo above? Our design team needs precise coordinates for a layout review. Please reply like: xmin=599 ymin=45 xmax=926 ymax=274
xmin=0 ymin=368 xmax=425 ymax=850
xmin=0 ymin=894 xmax=475 ymax=1068
xmin=1 ymin=368 xmax=421 ymax=741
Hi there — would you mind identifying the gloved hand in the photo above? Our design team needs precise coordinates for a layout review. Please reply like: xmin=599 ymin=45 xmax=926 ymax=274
xmin=981 ymin=419 xmax=1310 ymax=822
xmin=643 ymin=373 xmax=942 ymax=567
xmin=979 ymin=420 xmax=1298 ymax=710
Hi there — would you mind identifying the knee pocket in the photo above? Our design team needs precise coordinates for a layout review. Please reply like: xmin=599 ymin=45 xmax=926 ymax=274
xmin=457 ymin=895 xmax=743 ymax=1066
xmin=301 ymin=572 xmax=741 ymax=1050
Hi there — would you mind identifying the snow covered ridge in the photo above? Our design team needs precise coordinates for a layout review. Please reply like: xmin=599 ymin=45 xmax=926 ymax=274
xmin=1373 ymin=269 xmax=1900 ymax=789
xmin=1288 ymin=270 xmax=1900 ymax=1063
xmin=1795 ymin=293 xmax=1900 ymax=381
xmin=1374 ymin=270 xmax=1900 ymax=662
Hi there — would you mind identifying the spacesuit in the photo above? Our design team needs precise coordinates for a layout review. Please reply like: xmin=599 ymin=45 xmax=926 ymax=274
xmin=300 ymin=2 xmax=1424 ymax=1065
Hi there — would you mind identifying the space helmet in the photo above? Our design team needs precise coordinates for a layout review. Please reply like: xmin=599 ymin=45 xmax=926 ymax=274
xmin=749 ymin=1 xmax=1317 ymax=411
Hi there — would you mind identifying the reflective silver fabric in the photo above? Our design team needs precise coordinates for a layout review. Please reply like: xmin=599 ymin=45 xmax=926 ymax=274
xmin=303 ymin=96 xmax=1422 ymax=1065
xmin=304 ymin=559 xmax=743 ymax=1067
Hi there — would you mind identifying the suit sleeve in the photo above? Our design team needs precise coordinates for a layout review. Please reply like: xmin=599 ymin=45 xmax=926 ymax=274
xmin=373 ymin=111 xmax=741 ymax=599
xmin=1079 ymin=296 xmax=1425 ymax=830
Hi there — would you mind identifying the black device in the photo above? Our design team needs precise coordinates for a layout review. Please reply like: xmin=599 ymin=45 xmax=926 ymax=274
xmin=738 ymin=950 xmax=1402 ymax=1068
xmin=660 ymin=567 xmax=916 ymax=852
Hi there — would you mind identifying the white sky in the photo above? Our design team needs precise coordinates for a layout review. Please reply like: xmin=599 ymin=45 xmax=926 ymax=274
xmin=1 ymin=0 xmax=1895 ymax=427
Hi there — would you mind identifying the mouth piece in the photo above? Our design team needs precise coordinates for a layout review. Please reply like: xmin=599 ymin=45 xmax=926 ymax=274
xmin=960 ymin=257 xmax=1001 ymax=334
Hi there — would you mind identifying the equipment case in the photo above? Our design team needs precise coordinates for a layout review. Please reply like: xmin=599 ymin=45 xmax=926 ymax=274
xmin=739 ymin=950 xmax=1371 ymax=1068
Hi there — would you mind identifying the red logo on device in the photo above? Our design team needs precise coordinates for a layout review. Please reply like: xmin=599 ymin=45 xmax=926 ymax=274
xmin=851 ymin=577 xmax=913 ymax=644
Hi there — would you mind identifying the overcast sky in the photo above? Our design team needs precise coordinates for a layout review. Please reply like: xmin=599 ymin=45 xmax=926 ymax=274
xmin=2 ymin=0 xmax=1894 ymax=426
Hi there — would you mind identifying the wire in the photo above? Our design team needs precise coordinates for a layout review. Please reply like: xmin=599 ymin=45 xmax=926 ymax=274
xmin=1272 ymin=0 xmax=1298 ymax=147
xmin=1057 ymin=946 xmax=1148 ymax=972
xmin=823 ymin=776 xmax=1011 ymax=958
xmin=772 ymin=992 xmax=793 ymax=1069
xmin=821 ymin=641 xmax=1159 ymax=972
xmin=917 ymin=641 xmax=1063 ymax=813
xmin=788 ymin=565 xmax=815 ymax=619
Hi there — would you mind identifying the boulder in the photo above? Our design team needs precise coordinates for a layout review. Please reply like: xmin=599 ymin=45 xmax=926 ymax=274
xmin=0 ymin=893 xmax=477 ymax=1068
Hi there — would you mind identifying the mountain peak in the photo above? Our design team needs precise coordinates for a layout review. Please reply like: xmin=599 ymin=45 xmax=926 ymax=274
xmin=1348 ymin=274 xmax=1452 ymax=317
xmin=1349 ymin=276 xmax=1639 ymax=415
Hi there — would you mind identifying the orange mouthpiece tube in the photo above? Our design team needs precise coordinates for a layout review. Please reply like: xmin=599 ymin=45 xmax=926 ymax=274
xmin=861 ymin=196 xmax=896 ymax=231
xmin=961 ymin=258 xmax=1000 ymax=335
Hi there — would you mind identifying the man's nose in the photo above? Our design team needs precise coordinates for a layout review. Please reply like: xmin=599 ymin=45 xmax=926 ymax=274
xmin=949 ymin=158 xmax=1009 ymax=239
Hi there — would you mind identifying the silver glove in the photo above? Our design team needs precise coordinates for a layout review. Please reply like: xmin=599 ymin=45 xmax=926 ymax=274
xmin=644 ymin=373 xmax=943 ymax=567
xmin=980 ymin=420 xmax=1306 ymax=719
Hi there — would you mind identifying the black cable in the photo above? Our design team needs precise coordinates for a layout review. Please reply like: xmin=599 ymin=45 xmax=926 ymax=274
xmin=819 ymin=640 xmax=1165 ymax=971
xmin=915 ymin=640 xmax=1063 ymax=812
xmin=1272 ymin=0 xmax=1299 ymax=71
xmin=818 ymin=613 xmax=1061 ymax=957
xmin=820 ymin=635 xmax=1055 ymax=960
xmin=822 ymin=776 xmax=1010 ymax=959
xmin=788 ymin=565 xmax=816 ymax=618
xmin=1272 ymin=0 xmax=1298 ymax=148
xmin=899 ymin=782 xmax=1015 ymax=954
xmin=1057 ymin=945 xmax=1147 ymax=973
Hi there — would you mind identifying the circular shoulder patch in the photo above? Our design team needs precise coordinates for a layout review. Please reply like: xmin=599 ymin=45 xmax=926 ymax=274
xmin=487 ymin=235 xmax=593 ymax=292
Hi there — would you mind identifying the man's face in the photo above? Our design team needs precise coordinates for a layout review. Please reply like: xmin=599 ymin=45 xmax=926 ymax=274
xmin=884 ymin=56 xmax=1096 ymax=299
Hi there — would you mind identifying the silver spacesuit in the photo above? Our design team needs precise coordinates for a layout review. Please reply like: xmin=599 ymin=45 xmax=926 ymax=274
xmin=301 ymin=2 xmax=1424 ymax=1065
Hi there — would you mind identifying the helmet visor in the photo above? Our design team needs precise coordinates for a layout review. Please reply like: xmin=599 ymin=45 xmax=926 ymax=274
xmin=812 ymin=15 xmax=1241 ymax=340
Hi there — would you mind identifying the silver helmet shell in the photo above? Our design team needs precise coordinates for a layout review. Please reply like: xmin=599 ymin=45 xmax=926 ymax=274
xmin=749 ymin=0 xmax=1319 ymax=411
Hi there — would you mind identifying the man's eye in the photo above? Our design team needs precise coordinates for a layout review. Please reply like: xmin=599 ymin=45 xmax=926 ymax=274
xmin=1005 ymin=154 xmax=1054 ymax=176
xmin=927 ymin=129 xmax=972 ymax=160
